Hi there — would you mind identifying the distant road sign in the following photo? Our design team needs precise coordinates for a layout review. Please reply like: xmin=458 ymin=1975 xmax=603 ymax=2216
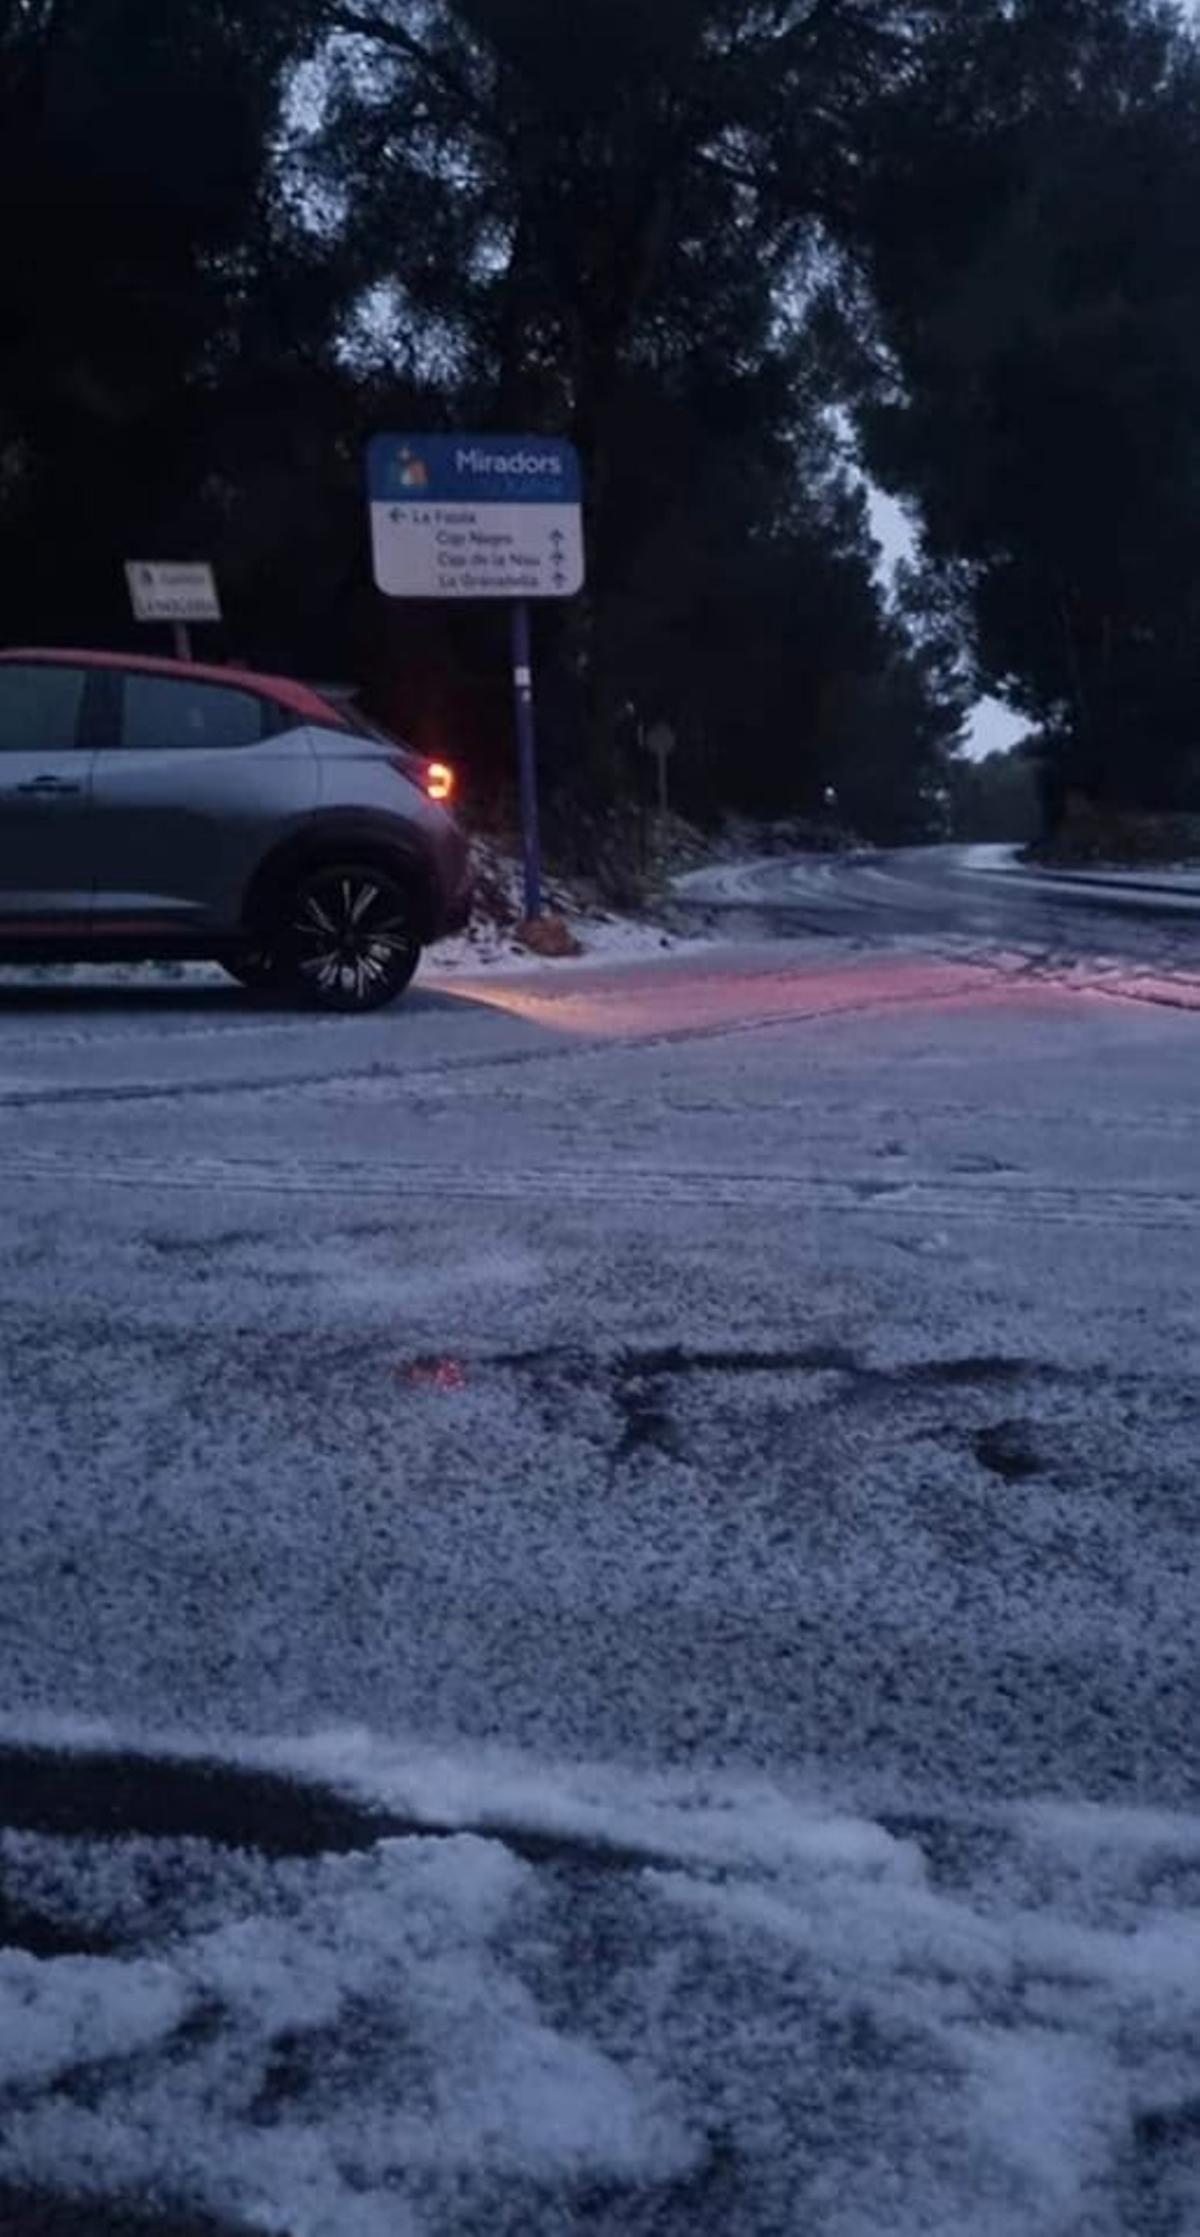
xmin=643 ymin=721 xmax=677 ymax=816
xmin=125 ymin=562 xmax=221 ymax=624
xmin=366 ymin=434 xmax=584 ymax=600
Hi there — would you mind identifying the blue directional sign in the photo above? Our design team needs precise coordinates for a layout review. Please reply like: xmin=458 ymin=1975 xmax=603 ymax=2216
xmin=367 ymin=433 xmax=584 ymax=599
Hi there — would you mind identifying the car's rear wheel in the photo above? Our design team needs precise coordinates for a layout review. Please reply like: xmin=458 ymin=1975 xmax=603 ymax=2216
xmin=270 ymin=861 xmax=421 ymax=1012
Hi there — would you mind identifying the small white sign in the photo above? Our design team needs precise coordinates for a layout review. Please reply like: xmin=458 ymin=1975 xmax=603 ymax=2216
xmin=125 ymin=561 xmax=221 ymax=624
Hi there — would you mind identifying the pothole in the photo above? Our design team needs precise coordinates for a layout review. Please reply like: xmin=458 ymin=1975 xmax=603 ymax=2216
xmin=478 ymin=1342 xmax=1035 ymax=1393
xmin=616 ymin=1343 xmax=859 ymax=1379
xmin=1119 ymin=2094 xmax=1200 ymax=2237
xmin=401 ymin=1343 xmax=1050 ymax=1480
xmin=0 ymin=2190 xmax=249 ymax=2237
xmin=485 ymin=1340 xmax=857 ymax=1382
xmin=903 ymin=1356 xmax=1031 ymax=1389
xmin=613 ymin=1392 xmax=682 ymax=1463
xmin=972 ymin=1421 xmax=1046 ymax=1482
xmin=0 ymin=1890 xmax=117 ymax=1960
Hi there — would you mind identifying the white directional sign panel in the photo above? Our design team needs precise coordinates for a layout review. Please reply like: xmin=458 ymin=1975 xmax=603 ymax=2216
xmin=125 ymin=561 xmax=221 ymax=624
xmin=367 ymin=434 xmax=584 ymax=599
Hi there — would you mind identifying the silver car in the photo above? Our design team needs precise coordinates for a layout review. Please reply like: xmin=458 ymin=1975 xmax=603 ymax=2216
xmin=0 ymin=648 xmax=471 ymax=1010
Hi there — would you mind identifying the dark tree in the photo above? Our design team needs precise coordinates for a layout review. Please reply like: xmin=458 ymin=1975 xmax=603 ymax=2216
xmin=842 ymin=0 xmax=1200 ymax=819
xmin=0 ymin=0 xmax=330 ymax=645
xmin=0 ymin=0 xmax=975 ymax=840
xmin=290 ymin=0 xmax=960 ymax=825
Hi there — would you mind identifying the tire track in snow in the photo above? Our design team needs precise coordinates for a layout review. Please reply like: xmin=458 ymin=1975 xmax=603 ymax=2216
xmin=0 ymin=965 xmax=1006 ymax=1110
xmin=0 ymin=1146 xmax=1195 ymax=1226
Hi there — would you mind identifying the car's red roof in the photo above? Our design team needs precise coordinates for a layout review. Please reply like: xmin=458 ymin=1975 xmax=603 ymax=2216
xmin=0 ymin=647 xmax=349 ymax=728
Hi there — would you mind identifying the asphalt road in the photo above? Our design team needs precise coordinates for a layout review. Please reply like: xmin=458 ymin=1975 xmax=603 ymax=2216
xmin=0 ymin=851 xmax=1197 ymax=2237
xmin=674 ymin=842 xmax=1200 ymax=977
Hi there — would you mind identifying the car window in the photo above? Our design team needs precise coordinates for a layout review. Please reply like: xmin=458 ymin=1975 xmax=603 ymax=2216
xmin=120 ymin=673 xmax=266 ymax=751
xmin=0 ymin=663 xmax=88 ymax=753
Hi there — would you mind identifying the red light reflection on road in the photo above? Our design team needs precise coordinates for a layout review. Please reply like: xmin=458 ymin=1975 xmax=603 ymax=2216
xmin=403 ymin=1357 xmax=468 ymax=1392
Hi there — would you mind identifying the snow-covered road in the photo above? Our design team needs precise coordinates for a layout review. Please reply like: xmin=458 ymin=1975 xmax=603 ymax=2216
xmin=676 ymin=841 xmax=1200 ymax=972
xmin=0 ymin=917 xmax=1198 ymax=2235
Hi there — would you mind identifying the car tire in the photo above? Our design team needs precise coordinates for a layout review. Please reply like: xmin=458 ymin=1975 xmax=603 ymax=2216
xmin=269 ymin=860 xmax=421 ymax=1012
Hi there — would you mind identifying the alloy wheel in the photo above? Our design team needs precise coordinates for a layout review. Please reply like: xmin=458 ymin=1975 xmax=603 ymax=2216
xmin=282 ymin=865 xmax=419 ymax=1011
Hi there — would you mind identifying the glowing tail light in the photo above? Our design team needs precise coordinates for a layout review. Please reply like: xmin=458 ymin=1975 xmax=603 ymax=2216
xmin=425 ymin=760 xmax=455 ymax=803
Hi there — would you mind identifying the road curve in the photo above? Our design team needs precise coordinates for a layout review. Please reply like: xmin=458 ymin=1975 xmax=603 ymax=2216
xmin=674 ymin=842 xmax=1200 ymax=974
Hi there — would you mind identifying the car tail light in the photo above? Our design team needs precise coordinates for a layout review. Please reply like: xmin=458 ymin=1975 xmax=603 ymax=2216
xmin=424 ymin=760 xmax=455 ymax=804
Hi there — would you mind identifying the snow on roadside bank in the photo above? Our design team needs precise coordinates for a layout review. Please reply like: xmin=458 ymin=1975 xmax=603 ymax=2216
xmin=428 ymin=835 xmax=714 ymax=972
xmin=3 ymin=1725 xmax=1200 ymax=2236
xmin=428 ymin=906 xmax=712 ymax=975
xmin=962 ymin=841 xmax=1200 ymax=896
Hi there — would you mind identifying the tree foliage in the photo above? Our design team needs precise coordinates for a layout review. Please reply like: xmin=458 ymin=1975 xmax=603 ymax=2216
xmin=948 ymin=749 xmax=1041 ymax=844
xmin=0 ymin=0 xmax=341 ymax=639
xmin=843 ymin=0 xmax=1200 ymax=817
xmin=2 ymin=0 xmax=1196 ymax=840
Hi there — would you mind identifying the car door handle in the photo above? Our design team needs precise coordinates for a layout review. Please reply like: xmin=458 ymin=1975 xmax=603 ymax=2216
xmin=13 ymin=775 xmax=83 ymax=796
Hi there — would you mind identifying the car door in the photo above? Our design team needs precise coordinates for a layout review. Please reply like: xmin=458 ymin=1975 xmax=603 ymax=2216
xmin=88 ymin=667 xmax=318 ymax=935
xmin=0 ymin=660 xmax=96 ymax=927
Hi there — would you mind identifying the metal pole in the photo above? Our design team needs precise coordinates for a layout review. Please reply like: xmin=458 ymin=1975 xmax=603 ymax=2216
xmin=656 ymin=742 xmax=669 ymax=819
xmin=171 ymin=621 xmax=192 ymax=662
xmin=510 ymin=599 xmax=543 ymax=920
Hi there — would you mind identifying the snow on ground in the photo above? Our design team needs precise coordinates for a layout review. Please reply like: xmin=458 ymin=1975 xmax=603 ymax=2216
xmin=681 ymin=842 xmax=1200 ymax=919
xmin=3 ymin=1738 xmax=1200 ymax=2236
xmin=429 ymin=834 xmax=715 ymax=971
xmin=430 ymin=905 xmax=712 ymax=972
xmin=673 ymin=850 xmax=871 ymax=905
xmin=0 ymin=1814 xmax=694 ymax=2235
xmin=0 ymin=911 xmax=1198 ymax=2231
xmin=962 ymin=842 xmax=1200 ymax=900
